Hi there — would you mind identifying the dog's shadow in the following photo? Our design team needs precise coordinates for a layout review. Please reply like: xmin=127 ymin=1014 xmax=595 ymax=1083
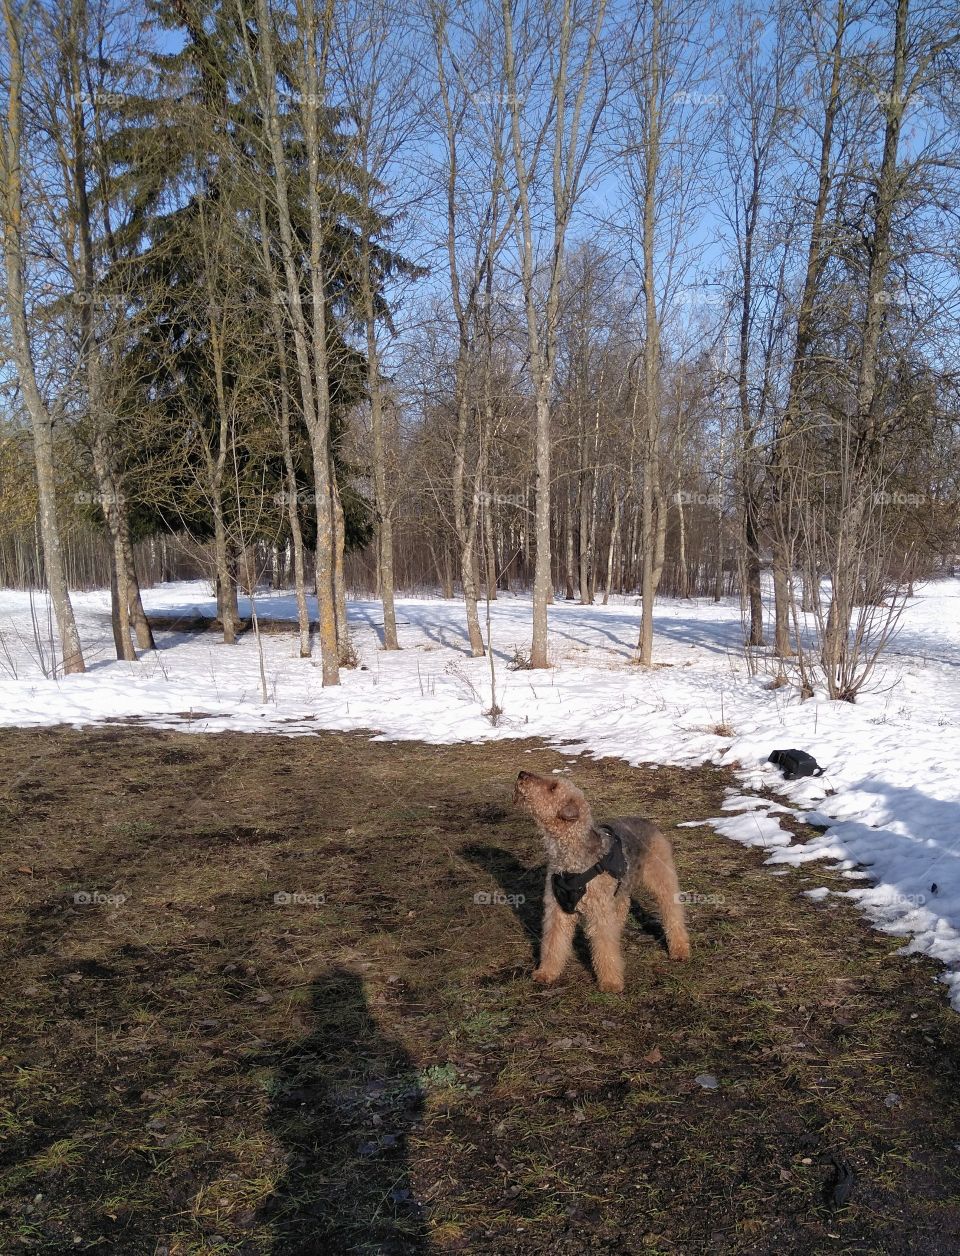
xmin=627 ymin=901 xmax=669 ymax=951
xmin=461 ymin=844 xmax=669 ymax=969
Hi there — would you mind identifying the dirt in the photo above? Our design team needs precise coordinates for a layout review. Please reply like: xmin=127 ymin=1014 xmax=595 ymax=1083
xmin=1 ymin=725 xmax=959 ymax=1255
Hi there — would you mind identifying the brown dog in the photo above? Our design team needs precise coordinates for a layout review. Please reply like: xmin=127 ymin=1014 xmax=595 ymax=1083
xmin=513 ymin=770 xmax=690 ymax=993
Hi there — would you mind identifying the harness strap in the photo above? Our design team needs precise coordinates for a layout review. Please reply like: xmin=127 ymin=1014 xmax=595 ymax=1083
xmin=552 ymin=825 xmax=627 ymax=915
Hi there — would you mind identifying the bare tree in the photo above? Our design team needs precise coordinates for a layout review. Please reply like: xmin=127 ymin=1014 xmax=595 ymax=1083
xmin=617 ymin=0 xmax=714 ymax=664
xmin=332 ymin=0 xmax=426 ymax=651
xmin=241 ymin=0 xmax=340 ymax=684
xmin=500 ymin=0 xmax=610 ymax=667
xmin=0 ymin=0 xmax=85 ymax=672
xmin=430 ymin=0 xmax=514 ymax=657
xmin=719 ymin=0 xmax=796 ymax=649
xmin=256 ymin=191 xmax=312 ymax=658
xmin=821 ymin=0 xmax=959 ymax=691
xmin=769 ymin=0 xmax=851 ymax=658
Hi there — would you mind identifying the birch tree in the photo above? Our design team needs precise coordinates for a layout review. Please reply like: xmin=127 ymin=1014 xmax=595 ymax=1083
xmin=500 ymin=0 xmax=610 ymax=667
xmin=720 ymin=0 xmax=795 ymax=649
xmin=618 ymin=0 xmax=714 ymax=665
xmin=769 ymin=0 xmax=851 ymax=658
xmin=0 ymin=0 xmax=85 ymax=672
xmin=243 ymin=0 xmax=341 ymax=684
xmin=821 ymin=0 xmax=959 ymax=693
xmin=332 ymin=0 xmax=425 ymax=651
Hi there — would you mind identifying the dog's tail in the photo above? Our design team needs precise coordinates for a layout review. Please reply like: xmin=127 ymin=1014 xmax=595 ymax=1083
xmin=640 ymin=831 xmax=691 ymax=961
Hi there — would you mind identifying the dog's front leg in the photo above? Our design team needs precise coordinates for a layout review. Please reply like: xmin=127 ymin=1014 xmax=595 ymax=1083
xmin=582 ymin=890 xmax=629 ymax=993
xmin=533 ymin=882 xmax=576 ymax=984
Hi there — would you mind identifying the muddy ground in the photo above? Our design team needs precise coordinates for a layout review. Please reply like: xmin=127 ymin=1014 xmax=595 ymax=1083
xmin=1 ymin=726 xmax=959 ymax=1254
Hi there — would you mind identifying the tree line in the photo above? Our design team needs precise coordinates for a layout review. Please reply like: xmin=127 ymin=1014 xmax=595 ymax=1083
xmin=1 ymin=0 xmax=958 ymax=699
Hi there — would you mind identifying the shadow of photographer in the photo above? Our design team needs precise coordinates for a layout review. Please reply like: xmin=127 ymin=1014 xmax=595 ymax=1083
xmin=261 ymin=967 xmax=430 ymax=1254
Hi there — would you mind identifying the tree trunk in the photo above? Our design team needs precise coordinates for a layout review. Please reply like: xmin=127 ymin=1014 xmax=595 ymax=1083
xmin=603 ymin=490 xmax=621 ymax=605
xmin=772 ymin=549 xmax=793 ymax=653
xmin=771 ymin=0 xmax=847 ymax=658
xmin=677 ymin=493 xmax=689 ymax=597
xmin=653 ymin=490 xmax=667 ymax=594
xmin=822 ymin=0 xmax=907 ymax=685
xmin=565 ymin=484 xmax=577 ymax=599
xmin=213 ymin=507 xmax=238 ymax=644
xmin=482 ymin=479 xmax=497 ymax=601
xmin=255 ymin=188 xmax=311 ymax=657
xmin=121 ymin=519 xmax=154 ymax=650
xmin=108 ymin=541 xmax=124 ymax=659
xmin=636 ymin=0 xmax=662 ymax=666
xmin=734 ymin=115 xmax=765 ymax=648
xmin=362 ymin=243 xmax=400 ymax=649
xmin=252 ymin=0 xmax=338 ymax=683
xmin=579 ymin=398 xmax=600 ymax=604
xmin=331 ymin=474 xmax=351 ymax=662
xmin=744 ymin=504 xmax=764 ymax=646
xmin=450 ymin=374 xmax=485 ymax=655
xmin=89 ymin=439 xmax=135 ymax=661
xmin=587 ymin=452 xmax=601 ymax=603
xmin=530 ymin=388 xmax=552 ymax=663
xmin=0 ymin=11 xmax=84 ymax=673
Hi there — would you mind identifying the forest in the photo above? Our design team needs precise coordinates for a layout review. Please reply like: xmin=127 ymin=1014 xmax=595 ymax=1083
xmin=1 ymin=0 xmax=958 ymax=702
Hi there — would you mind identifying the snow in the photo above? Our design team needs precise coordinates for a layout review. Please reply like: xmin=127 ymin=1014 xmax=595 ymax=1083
xmin=1 ymin=576 xmax=959 ymax=1008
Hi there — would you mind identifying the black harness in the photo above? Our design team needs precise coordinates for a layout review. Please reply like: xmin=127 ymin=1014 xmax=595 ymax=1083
xmin=552 ymin=825 xmax=628 ymax=915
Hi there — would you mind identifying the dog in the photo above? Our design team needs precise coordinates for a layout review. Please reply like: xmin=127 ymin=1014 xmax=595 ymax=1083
xmin=513 ymin=770 xmax=690 ymax=993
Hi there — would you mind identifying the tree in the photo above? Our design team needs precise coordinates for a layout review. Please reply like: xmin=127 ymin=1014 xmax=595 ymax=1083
xmin=718 ymin=0 xmax=796 ymax=649
xmin=0 ymin=0 xmax=85 ymax=673
xmin=331 ymin=0 xmax=426 ymax=651
xmin=617 ymin=0 xmax=714 ymax=664
xmin=500 ymin=0 xmax=610 ymax=667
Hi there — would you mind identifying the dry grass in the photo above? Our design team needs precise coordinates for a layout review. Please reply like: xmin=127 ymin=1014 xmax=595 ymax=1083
xmin=1 ymin=727 xmax=959 ymax=1254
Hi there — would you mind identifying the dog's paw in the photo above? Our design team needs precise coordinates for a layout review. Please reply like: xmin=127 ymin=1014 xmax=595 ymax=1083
xmin=668 ymin=939 xmax=692 ymax=961
xmin=597 ymin=978 xmax=625 ymax=994
xmin=532 ymin=967 xmax=557 ymax=985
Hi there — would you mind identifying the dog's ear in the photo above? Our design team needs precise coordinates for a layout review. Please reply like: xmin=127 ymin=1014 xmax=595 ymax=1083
xmin=557 ymin=799 xmax=581 ymax=822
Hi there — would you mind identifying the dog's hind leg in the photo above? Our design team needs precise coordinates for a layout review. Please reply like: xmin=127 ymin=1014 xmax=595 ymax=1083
xmin=533 ymin=885 xmax=576 ymax=984
xmin=639 ymin=832 xmax=691 ymax=961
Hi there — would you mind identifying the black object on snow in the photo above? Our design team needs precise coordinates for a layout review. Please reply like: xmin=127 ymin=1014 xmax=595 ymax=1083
xmin=768 ymin=748 xmax=824 ymax=780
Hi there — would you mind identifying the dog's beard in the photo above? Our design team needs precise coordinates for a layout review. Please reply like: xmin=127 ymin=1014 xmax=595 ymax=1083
xmin=541 ymin=824 xmax=598 ymax=873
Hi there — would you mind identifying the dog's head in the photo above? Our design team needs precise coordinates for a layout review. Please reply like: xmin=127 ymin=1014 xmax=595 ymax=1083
xmin=513 ymin=770 xmax=590 ymax=842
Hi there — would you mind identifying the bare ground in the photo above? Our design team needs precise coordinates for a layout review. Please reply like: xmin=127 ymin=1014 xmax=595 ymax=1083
xmin=1 ymin=725 xmax=959 ymax=1255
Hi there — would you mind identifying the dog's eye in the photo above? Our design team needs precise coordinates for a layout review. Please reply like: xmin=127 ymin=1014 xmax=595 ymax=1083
xmin=549 ymin=782 xmax=558 ymax=792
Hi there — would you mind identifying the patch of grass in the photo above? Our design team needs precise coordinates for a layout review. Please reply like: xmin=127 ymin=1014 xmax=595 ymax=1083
xmin=0 ymin=727 xmax=959 ymax=1254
